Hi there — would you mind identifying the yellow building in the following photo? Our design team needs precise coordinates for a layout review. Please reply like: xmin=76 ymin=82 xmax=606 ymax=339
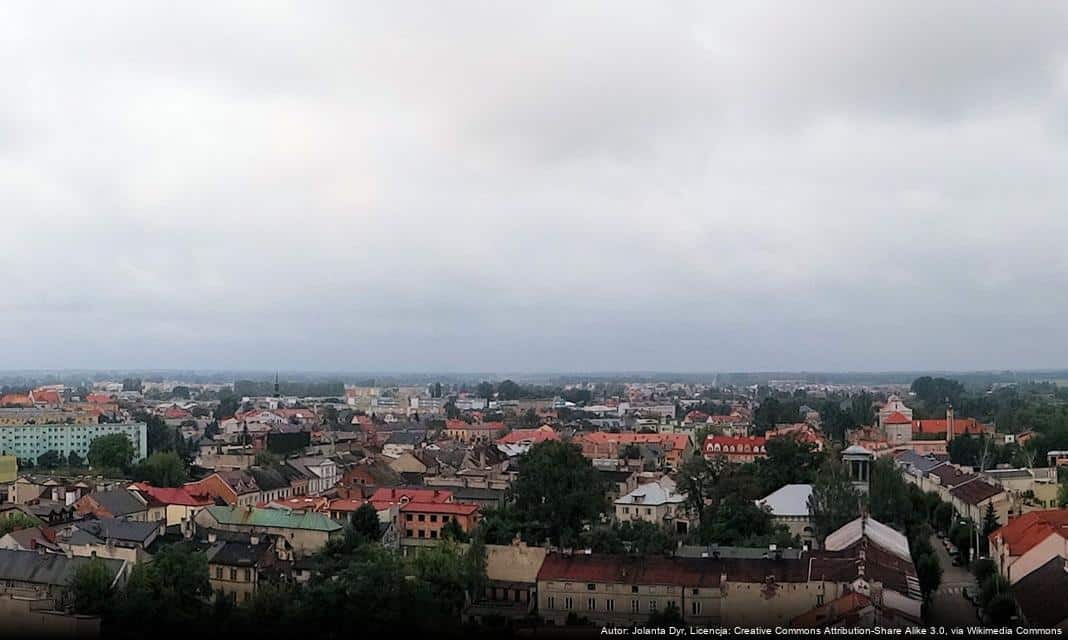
xmin=0 ymin=456 xmax=17 ymax=484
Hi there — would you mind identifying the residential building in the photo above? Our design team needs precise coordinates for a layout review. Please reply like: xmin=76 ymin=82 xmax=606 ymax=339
xmin=0 ymin=422 xmax=147 ymax=463
xmin=185 ymin=470 xmax=261 ymax=506
xmin=757 ymin=484 xmax=815 ymax=545
xmin=286 ymin=457 xmax=338 ymax=495
xmin=194 ymin=505 xmax=342 ymax=555
xmin=128 ymin=483 xmax=214 ymax=527
xmin=464 ymin=541 xmax=548 ymax=623
xmin=989 ymin=509 xmax=1068 ymax=584
xmin=205 ymin=530 xmax=275 ymax=604
xmin=74 ymin=487 xmax=150 ymax=521
xmin=1012 ymin=556 xmax=1068 ymax=629
xmin=575 ymin=432 xmax=693 ymax=469
xmin=614 ymin=479 xmax=692 ymax=534
xmin=703 ymin=435 xmax=766 ymax=463
xmin=399 ymin=501 xmax=480 ymax=550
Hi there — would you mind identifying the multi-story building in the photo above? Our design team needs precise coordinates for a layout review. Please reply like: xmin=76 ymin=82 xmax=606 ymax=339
xmin=0 ymin=422 xmax=147 ymax=463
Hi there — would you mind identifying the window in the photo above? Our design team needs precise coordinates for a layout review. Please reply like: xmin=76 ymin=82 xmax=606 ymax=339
xmin=244 ymin=569 xmax=251 ymax=581
xmin=430 ymin=530 xmax=438 ymax=539
xmin=692 ymin=588 xmax=700 ymax=596
xmin=816 ymin=594 xmax=824 ymax=606
xmin=418 ymin=514 xmax=426 ymax=522
xmin=230 ymin=568 xmax=237 ymax=580
xmin=631 ymin=586 xmax=639 ymax=594
xmin=418 ymin=530 xmax=426 ymax=538
xmin=430 ymin=514 xmax=438 ymax=523
xmin=691 ymin=601 xmax=702 ymax=615
xmin=587 ymin=583 xmax=596 ymax=591
xmin=606 ymin=599 xmax=615 ymax=612
xmin=406 ymin=529 xmax=413 ymax=537
xmin=216 ymin=567 xmax=223 ymax=579
xmin=548 ymin=596 xmax=555 ymax=609
xmin=405 ymin=513 xmax=413 ymax=521
xmin=631 ymin=600 xmax=639 ymax=613
xmin=649 ymin=600 xmax=656 ymax=612
xmin=564 ymin=596 xmax=573 ymax=610
xmin=588 ymin=597 xmax=596 ymax=610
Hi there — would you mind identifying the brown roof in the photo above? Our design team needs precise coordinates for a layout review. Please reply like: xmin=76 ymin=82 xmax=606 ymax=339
xmin=1014 ymin=556 xmax=1068 ymax=627
xmin=537 ymin=553 xmax=721 ymax=587
xmin=948 ymin=479 xmax=1004 ymax=505
xmin=927 ymin=465 xmax=977 ymax=488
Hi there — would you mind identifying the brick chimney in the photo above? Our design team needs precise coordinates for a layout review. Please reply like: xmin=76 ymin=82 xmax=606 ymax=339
xmin=946 ymin=406 xmax=955 ymax=443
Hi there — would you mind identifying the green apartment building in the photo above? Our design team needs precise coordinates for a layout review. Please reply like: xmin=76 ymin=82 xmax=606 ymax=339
xmin=0 ymin=422 xmax=147 ymax=464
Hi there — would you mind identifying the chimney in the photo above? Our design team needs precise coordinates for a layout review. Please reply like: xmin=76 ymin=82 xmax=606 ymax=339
xmin=250 ymin=533 xmax=260 ymax=546
xmin=208 ymin=531 xmax=217 ymax=544
xmin=946 ymin=406 xmax=955 ymax=443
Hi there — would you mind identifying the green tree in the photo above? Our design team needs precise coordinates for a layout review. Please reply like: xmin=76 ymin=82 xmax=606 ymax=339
xmin=114 ymin=543 xmax=210 ymax=630
xmin=132 ymin=451 xmax=189 ymax=487
xmin=476 ymin=381 xmax=495 ymax=399
xmin=869 ymin=457 xmax=913 ymax=528
xmin=68 ymin=557 xmax=115 ymax=615
xmin=87 ymin=433 xmax=135 ymax=470
xmin=0 ymin=511 xmax=42 ymax=536
xmin=981 ymin=502 xmax=1000 ymax=555
xmin=36 ymin=449 xmax=62 ymax=469
xmin=914 ymin=552 xmax=943 ymax=600
xmin=808 ymin=456 xmax=862 ymax=539
xmin=753 ymin=435 xmax=821 ymax=493
xmin=349 ymin=503 xmax=381 ymax=541
xmin=648 ymin=602 xmax=685 ymax=626
xmin=508 ymin=441 xmax=606 ymax=545
xmin=67 ymin=450 xmax=84 ymax=467
xmin=441 ymin=518 xmax=469 ymax=542
xmin=497 ymin=379 xmax=522 ymax=401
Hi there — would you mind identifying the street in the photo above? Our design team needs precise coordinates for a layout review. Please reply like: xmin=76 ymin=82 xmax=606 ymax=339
xmin=925 ymin=533 xmax=979 ymax=627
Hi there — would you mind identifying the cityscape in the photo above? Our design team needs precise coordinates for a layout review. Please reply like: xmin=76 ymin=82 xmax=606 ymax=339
xmin=2 ymin=371 xmax=1068 ymax=636
xmin=6 ymin=2 xmax=1068 ymax=638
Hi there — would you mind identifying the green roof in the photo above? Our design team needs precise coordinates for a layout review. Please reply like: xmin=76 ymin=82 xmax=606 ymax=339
xmin=204 ymin=505 xmax=342 ymax=532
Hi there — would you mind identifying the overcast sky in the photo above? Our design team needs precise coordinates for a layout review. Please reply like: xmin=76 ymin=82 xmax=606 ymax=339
xmin=4 ymin=2 xmax=1068 ymax=373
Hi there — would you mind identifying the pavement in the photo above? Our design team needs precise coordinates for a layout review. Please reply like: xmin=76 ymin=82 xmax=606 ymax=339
xmin=926 ymin=533 xmax=980 ymax=627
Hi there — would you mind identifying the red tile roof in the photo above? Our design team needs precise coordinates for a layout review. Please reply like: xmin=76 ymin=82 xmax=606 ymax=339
xmin=577 ymin=432 xmax=691 ymax=451
xmin=129 ymin=483 xmax=213 ymax=507
xmin=31 ymin=390 xmax=62 ymax=405
xmin=884 ymin=411 xmax=911 ymax=425
xmin=0 ymin=394 xmax=33 ymax=407
xmin=990 ymin=509 xmax=1068 ymax=556
xmin=912 ymin=418 xmax=987 ymax=436
xmin=85 ymin=393 xmax=114 ymax=404
xmin=496 ymin=426 xmax=559 ymax=445
xmin=369 ymin=487 xmax=453 ymax=506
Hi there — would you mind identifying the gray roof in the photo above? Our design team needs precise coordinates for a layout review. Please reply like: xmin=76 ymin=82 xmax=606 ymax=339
xmin=74 ymin=518 xmax=161 ymax=545
xmin=0 ymin=549 xmax=125 ymax=587
xmin=89 ymin=488 xmax=147 ymax=517
xmin=756 ymin=484 xmax=813 ymax=517
xmin=676 ymin=545 xmax=805 ymax=560
xmin=894 ymin=450 xmax=945 ymax=475
xmin=248 ymin=466 xmax=290 ymax=491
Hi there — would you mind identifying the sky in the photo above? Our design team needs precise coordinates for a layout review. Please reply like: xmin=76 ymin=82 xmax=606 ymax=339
xmin=4 ymin=2 xmax=1068 ymax=373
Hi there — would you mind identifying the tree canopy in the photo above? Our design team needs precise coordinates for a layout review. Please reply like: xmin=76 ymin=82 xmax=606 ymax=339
xmin=507 ymin=440 xmax=606 ymax=545
xmin=87 ymin=433 xmax=135 ymax=470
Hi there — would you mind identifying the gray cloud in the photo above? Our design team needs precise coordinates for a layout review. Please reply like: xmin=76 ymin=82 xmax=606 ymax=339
xmin=4 ymin=2 xmax=1068 ymax=372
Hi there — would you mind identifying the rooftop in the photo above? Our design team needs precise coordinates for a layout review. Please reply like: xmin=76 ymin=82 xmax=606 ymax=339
xmin=757 ymin=484 xmax=813 ymax=518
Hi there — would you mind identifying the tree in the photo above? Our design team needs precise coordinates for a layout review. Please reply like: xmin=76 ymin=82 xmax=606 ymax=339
xmin=933 ymin=501 xmax=955 ymax=533
xmin=616 ymin=520 xmax=673 ymax=554
xmin=986 ymin=593 xmax=1016 ymax=624
xmin=142 ymin=414 xmax=173 ymax=454
xmin=980 ymin=502 xmax=1000 ymax=555
xmin=351 ymin=503 xmax=382 ymax=541
xmin=869 ymin=457 xmax=913 ymax=528
xmin=808 ymin=457 xmax=861 ymax=539
xmin=36 ymin=449 xmax=62 ymax=469
xmin=441 ymin=518 xmax=469 ymax=542
xmin=216 ymin=394 xmax=240 ymax=420
xmin=0 ymin=511 xmax=41 ymax=536
xmin=497 ymin=380 xmax=522 ymax=401
xmin=320 ymin=405 xmax=338 ymax=426
xmin=914 ymin=552 xmax=943 ymax=600
xmin=476 ymin=381 xmax=495 ymax=399
xmin=132 ymin=451 xmax=189 ymax=487
xmin=508 ymin=441 xmax=606 ymax=545
xmin=754 ymin=435 xmax=821 ymax=493
xmin=113 ymin=543 xmax=210 ymax=630
xmin=68 ymin=557 xmax=115 ymax=615
xmin=67 ymin=450 xmax=84 ymax=467
xmin=87 ymin=433 xmax=135 ymax=470
xmin=648 ymin=602 xmax=685 ymax=626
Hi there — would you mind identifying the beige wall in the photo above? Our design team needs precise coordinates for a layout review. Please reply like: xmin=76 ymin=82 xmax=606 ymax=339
xmin=209 ymin=563 xmax=258 ymax=604
xmin=538 ymin=579 xmax=721 ymax=626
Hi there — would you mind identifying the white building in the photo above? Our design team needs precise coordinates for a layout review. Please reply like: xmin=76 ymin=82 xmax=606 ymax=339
xmin=756 ymin=484 xmax=815 ymax=546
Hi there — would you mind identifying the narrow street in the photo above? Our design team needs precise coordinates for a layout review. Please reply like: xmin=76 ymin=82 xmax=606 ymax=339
xmin=925 ymin=533 xmax=979 ymax=627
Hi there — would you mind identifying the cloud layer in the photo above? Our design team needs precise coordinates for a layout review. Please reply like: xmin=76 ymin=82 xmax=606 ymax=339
xmin=4 ymin=2 xmax=1068 ymax=372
